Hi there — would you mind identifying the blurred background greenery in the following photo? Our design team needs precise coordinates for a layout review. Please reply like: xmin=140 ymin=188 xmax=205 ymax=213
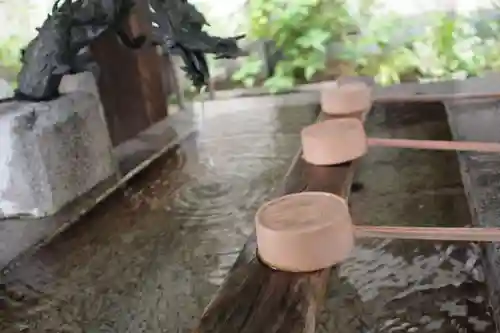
xmin=1 ymin=0 xmax=500 ymax=93
xmin=0 ymin=0 xmax=52 ymax=87
xmin=232 ymin=0 xmax=500 ymax=92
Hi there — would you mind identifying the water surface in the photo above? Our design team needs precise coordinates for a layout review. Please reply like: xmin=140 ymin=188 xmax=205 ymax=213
xmin=318 ymin=103 xmax=495 ymax=333
xmin=0 ymin=97 xmax=317 ymax=332
xmin=0 ymin=98 xmax=495 ymax=333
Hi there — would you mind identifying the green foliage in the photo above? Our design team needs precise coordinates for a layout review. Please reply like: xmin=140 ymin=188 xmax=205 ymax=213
xmin=232 ymin=0 xmax=353 ymax=93
xmin=339 ymin=13 xmax=422 ymax=85
xmin=0 ymin=36 xmax=22 ymax=69
xmin=0 ymin=35 xmax=23 ymax=86
xmin=341 ymin=11 xmax=500 ymax=86
xmin=408 ymin=13 xmax=500 ymax=82
xmin=233 ymin=1 xmax=500 ymax=90
xmin=414 ymin=13 xmax=483 ymax=80
xmin=231 ymin=55 xmax=263 ymax=88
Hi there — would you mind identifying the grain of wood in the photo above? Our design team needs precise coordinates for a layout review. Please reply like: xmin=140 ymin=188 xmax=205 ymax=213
xmin=354 ymin=225 xmax=500 ymax=242
xmin=193 ymin=108 xmax=367 ymax=333
xmin=368 ymin=138 xmax=500 ymax=153
xmin=375 ymin=91 xmax=500 ymax=103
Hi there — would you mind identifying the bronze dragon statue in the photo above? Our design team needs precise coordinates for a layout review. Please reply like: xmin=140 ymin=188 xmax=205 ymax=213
xmin=149 ymin=0 xmax=245 ymax=88
xmin=6 ymin=0 xmax=244 ymax=102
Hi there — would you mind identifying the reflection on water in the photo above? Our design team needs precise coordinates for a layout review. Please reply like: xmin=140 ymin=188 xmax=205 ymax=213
xmin=0 ymin=99 xmax=496 ymax=332
xmin=0 ymin=98 xmax=317 ymax=332
xmin=318 ymin=103 xmax=495 ymax=333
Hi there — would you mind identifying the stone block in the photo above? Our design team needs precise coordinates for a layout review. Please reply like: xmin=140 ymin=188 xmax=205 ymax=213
xmin=59 ymin=71 xmax=99 ymax=98
xmin=0 ymin=78 xmax=13 ymax=99
xmin=0 ymin=92 xmax=116 ymax=218
xmin=59 ymin=71 xmax=108 ymax=124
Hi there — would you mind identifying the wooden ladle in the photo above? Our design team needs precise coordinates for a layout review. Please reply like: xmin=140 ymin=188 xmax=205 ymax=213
xmin=255 ymin=192 xmax=500 ymax=273
xmin=321 ymin=81 xmax=372 ymax=116
xmin=320 ymin=81 xmax=500 ymax=114
xmin=301 ymin=118 xmax=500 ymax=166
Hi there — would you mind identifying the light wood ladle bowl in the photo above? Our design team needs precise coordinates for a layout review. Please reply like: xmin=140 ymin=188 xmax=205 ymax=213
xmin=320 ymin=81 xmax=372 ymax=116
xmin=301 ymin=118 xmax=500 ymax=166
xmin=255 ymin=192 xmax=500 ymax=272
xmin=320 ymin=80 xmax=500 ymax=115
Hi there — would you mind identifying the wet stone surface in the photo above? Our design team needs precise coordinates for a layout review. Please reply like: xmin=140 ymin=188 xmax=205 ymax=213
xmin=0 ymin=97 xmax=496 ymax=332
xmin=0 ymin=100 xmax=317 ymax=332
xmin=318 ymin=103 xmax=495 ymax=333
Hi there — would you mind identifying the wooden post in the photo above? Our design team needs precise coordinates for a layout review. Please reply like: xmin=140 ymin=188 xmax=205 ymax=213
xmin=90 ymin=1 xmax=168 ymax=146
xmin=161 ymin=53 xmax=186 ymax=110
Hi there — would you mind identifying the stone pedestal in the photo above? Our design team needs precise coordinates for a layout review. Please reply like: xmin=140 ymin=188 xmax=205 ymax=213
xmin=0 ymin=78 xmax=13 ymax=99
xmin=0 ymin=91 xmax=116 ymax=218
xmin=59 ymin=71 xmax=100 ymax=98
xmin=59 ymin=71 xmax=107 ymax=123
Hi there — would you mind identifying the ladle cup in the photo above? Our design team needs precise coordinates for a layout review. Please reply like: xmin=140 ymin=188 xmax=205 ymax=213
xmin=255 ymin=192 xmax=500 ymax=272
xmin=320 ymin=81 xmax=372 ymax=116
xmin=301 ymin=118 xmax=500 ymax=167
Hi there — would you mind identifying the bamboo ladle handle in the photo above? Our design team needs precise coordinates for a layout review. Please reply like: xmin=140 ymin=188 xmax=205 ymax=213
xmin=375 ymin=91 xmax=500 ymax=103
xmin=255 ymin=192 xmax=500 ymax=272
xmin=367 ymin=138 xmax=500 ymax=153
xmin=354 ymin=225 xmax=500 ymax=242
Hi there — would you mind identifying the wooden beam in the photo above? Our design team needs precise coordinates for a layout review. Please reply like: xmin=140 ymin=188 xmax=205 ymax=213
xmin=90 ymin=1 xmax=167 ymax=146
xmin=444 ymin=98 xmax=500 ymax=326
xmin=193 ymin=112 xmax=362 ymax=333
